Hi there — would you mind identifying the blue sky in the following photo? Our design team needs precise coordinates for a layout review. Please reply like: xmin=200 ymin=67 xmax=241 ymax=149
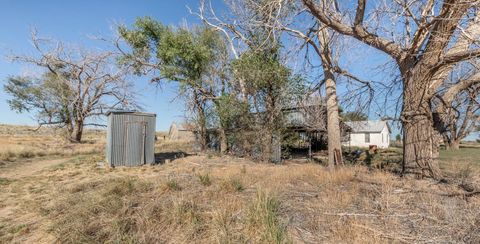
xmin=0 ymin=1 xmax=476 ymax=140
xmin=0 ymin=0 xmax=396 ymax=132
xmin=0 ymin=0 xmax=215 ymax=131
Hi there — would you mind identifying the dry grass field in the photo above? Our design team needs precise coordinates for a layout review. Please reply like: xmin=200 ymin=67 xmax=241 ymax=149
xmin=0 ymin=124 xmax=479 ymax=243
xmin=0 ymin=124 xmax=104 ymax=168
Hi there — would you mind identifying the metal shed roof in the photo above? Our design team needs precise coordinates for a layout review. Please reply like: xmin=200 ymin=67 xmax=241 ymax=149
xmin=106 ymin=110 xmax=156 ymax=117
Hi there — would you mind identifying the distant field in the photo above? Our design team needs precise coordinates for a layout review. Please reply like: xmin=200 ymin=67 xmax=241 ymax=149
xmin=439 ymin=148 xmax=480 ymax=164
xmin=439 ymin=148 xmax=480 ymax=177
xmin=0 ymin=124 xmax=105 ymax=168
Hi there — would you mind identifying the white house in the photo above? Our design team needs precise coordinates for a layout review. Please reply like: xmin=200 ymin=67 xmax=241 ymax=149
xmin=343 ymin=121 xmax=391 ymax=148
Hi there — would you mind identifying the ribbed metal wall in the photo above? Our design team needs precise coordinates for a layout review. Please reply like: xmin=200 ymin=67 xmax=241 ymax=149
xmin=106 ymin=111 xmax=156 ymax=167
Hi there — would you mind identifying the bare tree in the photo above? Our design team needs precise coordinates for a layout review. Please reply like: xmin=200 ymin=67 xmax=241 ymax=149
xmin=191 ymin=0 xmax=303 ymax=161
xmin=433 ymin=62 xmax=480 ymax=149
xmin=248 ymin=0 xmax=379 ymax=167
xmin=4 ymin=31 xmax=137 ymax=142
xmin=301 ymin=0 xmax=480 ymax=179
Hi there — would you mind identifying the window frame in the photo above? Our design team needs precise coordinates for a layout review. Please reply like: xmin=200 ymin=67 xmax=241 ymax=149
xmin=365 ymin=133 xmax=370 ymax=143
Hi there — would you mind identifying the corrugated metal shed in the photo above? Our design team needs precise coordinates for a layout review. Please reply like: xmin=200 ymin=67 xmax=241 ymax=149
xmin=106 ymin=111 xmax=156 ymax=167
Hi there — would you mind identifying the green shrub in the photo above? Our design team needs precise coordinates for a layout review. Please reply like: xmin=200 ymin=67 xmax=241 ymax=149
xmin=165 ymin=179 xmax=182 ymax=191
xmin=173 ymin=200 xmax=201 ymax=225
xmin=0 ymin=177 xmax=14 ymax=186
xmin=248 ymin=190 xmax=288 ymax=243
xmin=222 ymin=178 xmax=244 ymax=192
xmin=197 ymin=173 xmax=211 ymax=186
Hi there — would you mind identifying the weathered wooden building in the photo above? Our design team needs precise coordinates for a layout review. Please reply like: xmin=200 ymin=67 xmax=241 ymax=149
xmin=201 ymin=101 xmax=349 ymax=162
xmin=168 ymin=122 xmax=196 ymax=141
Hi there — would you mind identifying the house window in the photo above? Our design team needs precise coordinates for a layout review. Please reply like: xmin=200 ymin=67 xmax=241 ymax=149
xmin=365 ymin=133 xmax=370 ymax=143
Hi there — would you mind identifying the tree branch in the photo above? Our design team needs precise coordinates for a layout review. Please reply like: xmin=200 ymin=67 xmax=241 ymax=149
xmin=353 ymin=0 xmax=366 ymax=27
xmin=442 ymin=49 xmax=480 ymax=66
xmin=302 ymin=0 xmax=404 ymax=61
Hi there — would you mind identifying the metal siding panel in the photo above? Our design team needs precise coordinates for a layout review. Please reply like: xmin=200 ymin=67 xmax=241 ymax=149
xmin=107 ymin=112 xmax=156 ymax=167
xmin=125 ymin=121 xmax=142 ymax=166
xmin=145 ymin=116 xmax=156 ymax=164
xmin=111 ymin=114 xmax=119 ymax=166
xmin=114 ymin=114 xmax=127 ymax=167
xmin=124 ymin=114 xmax=132 ymax=166
xmin=114 ymin=114 xmax=121 ymax=166
xmin=106 ymin=114 xmax=113 ymax=166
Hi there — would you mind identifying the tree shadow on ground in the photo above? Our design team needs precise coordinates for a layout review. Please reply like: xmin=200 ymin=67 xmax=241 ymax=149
xmin=154 ymin=151 xmax=190 ymax=165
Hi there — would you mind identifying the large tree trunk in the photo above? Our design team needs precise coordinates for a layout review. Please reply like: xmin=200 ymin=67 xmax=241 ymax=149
xmin=198 ymin=123 xmax=207 ymax=152
xmin=402 ymin=115 xmax=442 ymax=179
xmin=402 ymin=69 xmax=442 ymax=179
xmin=70 ymin=121 xmax=83 ymax=143
xmin=448 ymin=140 xmax=461 ymax=150
xmin=193 ymin=92 xmax=208 ymax=152
xmin=325 ymin=74 xmax=343 ymax=168
xmin=218 ymin=128 xmax=228 ymax=154
xmin=318 ymin=29 xmax=343 ymax=169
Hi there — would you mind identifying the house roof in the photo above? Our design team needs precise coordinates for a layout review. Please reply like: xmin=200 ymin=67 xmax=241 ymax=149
xmin=169 ymin=122 xmax=194 ymax=131
xmin=345 ymin=121 xmax=390 ymax=133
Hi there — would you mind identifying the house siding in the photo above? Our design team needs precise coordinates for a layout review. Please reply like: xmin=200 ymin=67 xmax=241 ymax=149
xmin=343 ymin=125 xmax=390 ymax=148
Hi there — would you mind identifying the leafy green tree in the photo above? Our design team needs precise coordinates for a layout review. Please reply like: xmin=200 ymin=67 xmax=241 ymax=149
xmin=5 ymin=73 xmax=72 ymax=131
xmin=232 ymin=48 xmax=303 ymax=160
xmin=341 ymin=111 xmax=368 ymax=122
xmin=119 ymin=16 xmax=303 ymax=160
xmin=118 ymin=17 xmax=231 ymax=152
xmin=396 ymin=134 xmax=401 ymax=142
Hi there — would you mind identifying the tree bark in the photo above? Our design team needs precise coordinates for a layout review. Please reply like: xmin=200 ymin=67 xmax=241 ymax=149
xmin=70 ymin=121 xmax=84 ymax=143
xmin=401 ymin=67 xmax=442 ymax=179
xmin=402 ymin=115 xmax=442 ymax=179
xmin=301 ymin=0 xmax=477 ymax=179
xmin=198 ymin=122 xmax=207 ymax=152
xmin=325 ymin=74 xmax=343 ymax=168
xmin=448 ymin=140 xmax=461 ymax=150
xmin=193 ymin=92 xmax=208 ymax=152
xmin=218 ymin=127 xmax=228 ymax=154
xmin=318 ymin=29 xmax=343 ymax=168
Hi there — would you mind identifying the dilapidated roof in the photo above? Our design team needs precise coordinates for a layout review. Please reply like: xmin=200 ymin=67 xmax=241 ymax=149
xmin=345 ymin=121 xmax=390 ymax=133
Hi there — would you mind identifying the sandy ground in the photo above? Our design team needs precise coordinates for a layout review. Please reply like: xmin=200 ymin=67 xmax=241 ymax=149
xmin=1 ymin=152 xmax=479 ymax=243
xmin=0 ymin=157 xmax=74 ymax=179
xmin=0 ymin=157 xmax=75 ymax=243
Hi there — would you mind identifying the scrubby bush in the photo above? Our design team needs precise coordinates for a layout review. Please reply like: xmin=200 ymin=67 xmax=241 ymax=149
xmin=247 ymin=190 xmax=288 ymax=243
xmin=165 ymin=179 xmax=182 ymax=191
xmin=222 ymin=177 xmax=244 ymax=192
xmin=197 ymin=173 xmax=211 ymax=186
xmin=18 ymin=150 xmax=35 ymax=159
xmin=0 ymin=151 xmax=16 ymax=162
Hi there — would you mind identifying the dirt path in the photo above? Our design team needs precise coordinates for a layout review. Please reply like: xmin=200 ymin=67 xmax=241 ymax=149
xmin=0 ymin=157 xmax=73 ymax=179
xmin=0 ymin=157 xmax=74 ymax=243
